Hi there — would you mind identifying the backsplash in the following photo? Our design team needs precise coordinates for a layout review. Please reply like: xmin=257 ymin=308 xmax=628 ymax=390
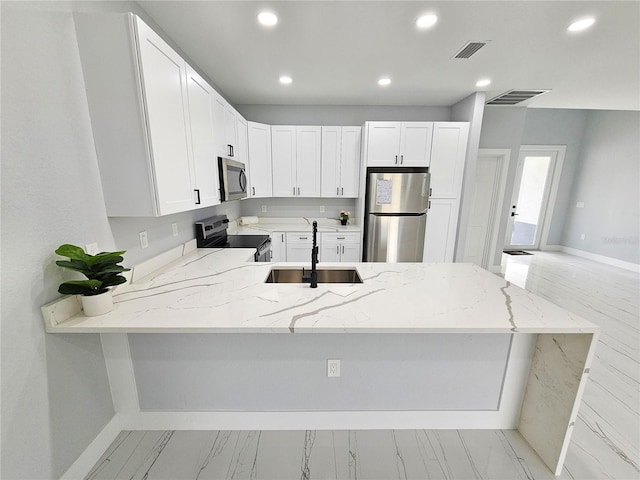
xmin=240 ymin=198 xmax=356 ymax=222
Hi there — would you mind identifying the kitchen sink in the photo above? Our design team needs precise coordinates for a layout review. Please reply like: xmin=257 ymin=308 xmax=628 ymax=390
xmin=265 ymin=268 xmax=363 ymax=284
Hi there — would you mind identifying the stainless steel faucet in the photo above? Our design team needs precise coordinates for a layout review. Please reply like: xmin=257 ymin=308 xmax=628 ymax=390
xmin=302 ymin=221 xmax=318 ymax=288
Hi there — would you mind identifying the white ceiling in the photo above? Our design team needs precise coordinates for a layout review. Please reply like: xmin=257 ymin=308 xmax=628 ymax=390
xmin=137 ymin=1 xmax=640 ymax=110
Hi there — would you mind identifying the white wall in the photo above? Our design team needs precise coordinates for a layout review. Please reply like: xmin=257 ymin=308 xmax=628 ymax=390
xmin=0 ymin=2 xmax=129 ymax=477
xmin=561 ymin=111 xmax=639 ymax=263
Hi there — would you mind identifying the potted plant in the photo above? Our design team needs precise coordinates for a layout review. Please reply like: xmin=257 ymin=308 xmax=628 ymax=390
xmin=55 ymin=244 xmax=131 ymax=316
xmin=339 ymin=210 xmax=350 ymax=225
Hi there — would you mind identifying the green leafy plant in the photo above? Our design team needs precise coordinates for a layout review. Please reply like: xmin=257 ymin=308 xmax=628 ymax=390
xmin=55 ymin=244 xmax=131 ymax=296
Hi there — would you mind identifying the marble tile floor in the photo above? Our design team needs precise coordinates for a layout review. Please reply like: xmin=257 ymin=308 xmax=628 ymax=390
xmin=85 ymin=252 xmax=639 ymax=480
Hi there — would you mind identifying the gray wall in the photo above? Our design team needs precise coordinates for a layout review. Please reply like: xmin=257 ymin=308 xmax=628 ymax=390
xmin=561 ymin=111 xmax=640 ymax=263
xmin=521 ymin=109 xmax=588 ymax=245
xmin=479 ymin=107 xmax=529 ymax=266
xmin=130 ymin=334 xmax=511 ymax=411
xmin=237 ymin=104 xmax=451 ymax=125
xmin=0 ymin=2 xmax=130 ymax=477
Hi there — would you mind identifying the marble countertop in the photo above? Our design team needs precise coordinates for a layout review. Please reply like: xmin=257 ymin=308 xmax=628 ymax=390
xmin=44 ymin=248 xmax=598 ymax=334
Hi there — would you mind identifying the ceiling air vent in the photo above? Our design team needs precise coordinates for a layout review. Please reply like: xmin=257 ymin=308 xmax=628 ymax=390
xmin=453 ymin=41 xmax=488 ymax=59
xmin=486 ymin=89 xmax=551 ymax=106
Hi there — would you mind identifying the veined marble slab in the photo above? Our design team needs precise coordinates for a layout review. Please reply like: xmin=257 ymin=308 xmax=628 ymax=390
xmin=42 ymin=249 xmax=598 ymax=333
xmin=42 ymin=249 xmax=598 ymax=334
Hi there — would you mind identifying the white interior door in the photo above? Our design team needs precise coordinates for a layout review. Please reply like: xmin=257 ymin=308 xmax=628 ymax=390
xmin=463 ymin=149 xmax=511 ymax=268
xmin=505 ymin=149 xmax=558 ymax=250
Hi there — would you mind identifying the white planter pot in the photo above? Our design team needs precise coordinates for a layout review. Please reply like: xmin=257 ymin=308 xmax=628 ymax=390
xmin=81 ymin=290 xmax=113 ymax=316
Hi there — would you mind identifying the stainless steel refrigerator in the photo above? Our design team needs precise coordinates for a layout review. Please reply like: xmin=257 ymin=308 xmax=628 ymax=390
xmin=364 ymin=168 xmax=431 ymax=262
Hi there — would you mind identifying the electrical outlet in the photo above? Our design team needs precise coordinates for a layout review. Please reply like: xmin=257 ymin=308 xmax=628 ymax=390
xmin=319 ymin=205 xmax=325 ymax=213
xmin=580 ymin=233 xmax=586 ymax=240
xmin=327 ymin=359 xmax=340 ymax=377
xmin=139 ymin=231 xmax=149 ymax=249
xmin=85 ymin=243 xmax=99 ymax=255
xmin=172 ymin=223 xmax=179 ymax=237
xmin=261 ymin=205 xmax=267 ymax=213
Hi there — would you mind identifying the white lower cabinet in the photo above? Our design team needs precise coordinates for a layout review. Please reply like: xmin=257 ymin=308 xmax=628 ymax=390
xmin=320 ymin=233 xmax=361 ymax=262
xmin=270 ymin=232 xmax=287 ymax=262
xmin=424 ymin=199 xmax=458 ymax=262
xmin=285 ymin=232 xmax=317 ymax=263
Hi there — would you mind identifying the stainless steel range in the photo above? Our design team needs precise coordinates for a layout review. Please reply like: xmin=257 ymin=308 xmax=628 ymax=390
xmin=195 ymin=215 xmax=271 ymax=262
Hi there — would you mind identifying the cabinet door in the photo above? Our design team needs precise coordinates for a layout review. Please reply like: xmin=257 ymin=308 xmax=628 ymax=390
xmin=399 ymin=122 xmax=433 ymax=166
xmin=321 ymin=243 xmax=340 ymax=263
xmin=429 ymin=122 xmax=469 ymax=198
xmin=212 ymin=92 xmax=227 ymax=158
xmin=270 ymin=232 xmax=286 ymax=262
xmin=296 ymin=126 xmax=321 ymax=197
xmin=247 ymin=122 xmax=272 ymax=197
xmin=321 ymin=127 xmax=341 ymax=197
xmin=340 ymin=243 xmax=361 ymax=262
xmin=135 ymin=17 xmax=194 ymax=216
xmin=271 ymin=126 xmax=297 ymax=197
xmin=224 ymin=105 xmax=237 ymax=157
xmin=423 ymin=198 xmax=458 ymax=262
xmin=366 ymin=122 xmax=402 ymax=166
xmin=235 ymin=116 xmax=248 ymax=166
xmin=340 ymin=126 xmax=362 ymax=197
xmin=185 ymin=65 xmax=219 ymax=208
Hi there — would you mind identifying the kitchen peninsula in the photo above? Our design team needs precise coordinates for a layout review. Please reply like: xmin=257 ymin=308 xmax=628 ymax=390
xmin=42 ymin=246 xmax=598 ymax=475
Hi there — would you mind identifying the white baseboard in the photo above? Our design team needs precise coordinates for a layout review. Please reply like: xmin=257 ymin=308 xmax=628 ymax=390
xmin=60 ymin=414 xmax=122 ymax=480
xmin=557 ymin=246 xmax=640 ymax=273
xmin=120 ymin=409 xmax=519 ymax=431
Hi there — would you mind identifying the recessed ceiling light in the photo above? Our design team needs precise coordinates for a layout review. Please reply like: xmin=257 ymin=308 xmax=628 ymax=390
xmin=378 ymin=77 xmax=391 ymax=86
xmin=568 ymin=17 xmax=595 ymax=32
xmin=258 ymin=11 xmax=278 ymax=27
xmin=416 ymin=14 xmax=438 ymax=28
xmin=476 ymin=79 xmax=491 ymax=87
xmin=279 ymin=75 xmax=292 ymax=85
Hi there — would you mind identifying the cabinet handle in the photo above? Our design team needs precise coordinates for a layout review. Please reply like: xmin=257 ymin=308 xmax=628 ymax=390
xmin=395 ymin=155 xmax=398 ymax=165
xmin=297 ymin=187 xmax=300 ymax=196
xmin=252 ymin=186 xmax=255 ymax=195
xmin=428 ymin=201 xmax=431 ymax=209
xmin=341 ymin=187 xmax=344 ymax=195
xmin=194 ymin=189 xmax=201 ymax=205
xmin=400 ymin=154 xmax=404 ymax=164
xmin=429 ymin=187 xmax=432 ymax=196
xmin=342 ymin=245 xmax=345 ymax=254
xmin=281 ymin=233 xmax=284 ymax=242
xmin=337 ymin=187 xmax=339 ymax=196
xmin=293 ymin=187 xmax=296 ymax=196
xmin=337 ymin=237 xmax=345 ymax=240
xmin=337 ymin=246 xmax=339 ymax=254
xmin=299 ymin=237 xmax=308 ymax=240
xmin=228 ymin=145 xmax=234 ymax=157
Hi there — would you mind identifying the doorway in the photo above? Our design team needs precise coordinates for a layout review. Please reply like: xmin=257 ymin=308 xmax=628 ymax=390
xmin=505 ymin=146 xmax=566 ymax=251
xmin=463 ymin=149 xmax=511 ymax=269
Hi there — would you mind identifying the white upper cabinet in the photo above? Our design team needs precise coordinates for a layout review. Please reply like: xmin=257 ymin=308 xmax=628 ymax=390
xmin=429 ymin=122 xmax=469 ymax=198
xmin=321 ymin=126 xmax=361 ymax=198
xmin=74 ymin=13 xmax=199 ymax=216
xmin=296 ymin=126 xmax=322 ymax=197
xmin=247 ymin=122 xmax=272 ymax=198
xmin=235 ymin=116 xmax=248 ymax=166
xmin=365 ymin=122 xmax=433 ymax=167
xmin=224 ymin=105 xmax=238 ymax=158
xmin=185 ymin=65 xmax=220 ymax=208
xmin=271 ymin=126 xmax=321 ymax=197
xmin=271 ymin=126 xmax=297 ymax=197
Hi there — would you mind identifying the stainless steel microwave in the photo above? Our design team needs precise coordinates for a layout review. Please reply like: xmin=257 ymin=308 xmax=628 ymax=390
xmin=218 ymin=157 xmax=247 ymax=202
